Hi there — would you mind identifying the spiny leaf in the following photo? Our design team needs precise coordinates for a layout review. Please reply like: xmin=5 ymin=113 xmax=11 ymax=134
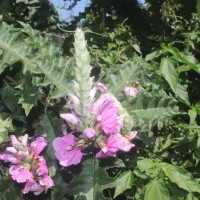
xmin=0 ymin=20 xmax=73 ymax=99
xmin=104 ymin=61 xmax=143 ymax=98
xmin=0 ymin=115 xmax=13 ymax=143
xmin=127 ymin=94 xmax=178 ymax=126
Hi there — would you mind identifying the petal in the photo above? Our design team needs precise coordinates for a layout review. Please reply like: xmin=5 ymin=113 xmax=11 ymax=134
xmin=31 ymin=137 xmax=47 ymax=155
xmin=21 ymin=134 xmax=28 ymax=146
xmin=9 ymin=165 xmax=32 ymax=183
xmin=10 ymin=135 xmax=21 ymax=147
xmin=22 ymin=178 xmax=37 ymax=194
xmin=123 ymin=86 xmax=138 ymax=97
xmin=39 ymin=175 xmax=54 ymax=188
xmin=0 ymin=153 xmax=18 ymax=164
xmin=56 ymin=148 xmax=82 ymax=167
xmin=52 ymin=134 xmax=75 ymax=152
xmin=60 ymin=113 xmax=79 ymax=125
xmin=36 ymin=157 xmax=48 ymax=176
xmin=83 ymin=128 xmax=96 ymax=139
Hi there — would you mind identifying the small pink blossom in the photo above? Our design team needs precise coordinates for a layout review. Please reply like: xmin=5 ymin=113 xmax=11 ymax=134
xmin=123 ymin=86 xmax=138 ymax=97
xmin=83 ymin=128 xmax=96 ymax=139
xmin=96 ymin=82 xmax=107 ymax=93
xmin=53 ymin=134 xmax=82 ymax=167
xmin=30 ymin=137 xmax=47 ymax=155
xmin=96 ymin=134 xmax=124 ymax=158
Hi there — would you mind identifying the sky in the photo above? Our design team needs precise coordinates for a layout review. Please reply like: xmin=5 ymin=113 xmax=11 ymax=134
xmin=49 ymin=0 xmax=91 ymax=22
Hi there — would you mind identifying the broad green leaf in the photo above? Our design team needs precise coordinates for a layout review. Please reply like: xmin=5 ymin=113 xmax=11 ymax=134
xmin=158 ymin=163 xmax=200 ymax=193
xmin=114 ymin=171 xmax=133 ymax=198
xmin=145 ymin=51 xmax=157 ymax=61
xmin=160 ymin=58 xmax=178 ymax=93
xmin=137 ymin=158 xmax=156 ymax=172
xmin=66 ymin=158 xmax=118 ymax=200
xmin=144 ymin=179 xmax=170 ymax=200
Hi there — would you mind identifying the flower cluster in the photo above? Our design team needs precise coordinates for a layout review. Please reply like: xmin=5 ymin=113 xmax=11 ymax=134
xmin=53 ymin=85 xmax=137 ymax=167
xmin=0 ymin=134 xmax=54 ymax=195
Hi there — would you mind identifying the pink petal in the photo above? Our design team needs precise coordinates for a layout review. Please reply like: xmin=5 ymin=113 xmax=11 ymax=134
xmin=96 ymin=82 xmax=107 ymax=93
xmin=39 ymin=175 xmax=54 ymax=188
xmin=22 ymin=178 xmax=37 ymax=194
xmin=10 ymin=135 xmax=21 ymax=147
xmin=127 ymin=131 xmax=137 ymax=141
xmin=52 ymin=134 xmax=75 ymax=152
xmin=21 ymin=134 xmax=28 ymax=146
xmin=60 ymin=113 xmax=79 ymax=125
xmin=36 ymin=157 xmax=48 ymax=176
xmin=0 ymin=152 xmax=18 ymax=164
xmin=9 ymin=165 xmax=32 ymax=183
xmin=31 ymin=137 xmax=47 ymax=155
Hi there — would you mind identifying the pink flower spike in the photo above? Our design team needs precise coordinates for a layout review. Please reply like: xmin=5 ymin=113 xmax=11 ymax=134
xmin=123 ymin=86 xmax=138 ymax=97
xmin=60 ymin=113 xmax=79 ymax=125
xmin=83 ymin=128 xmax=96 ymax=139
xmin=53 ymin=134 xmax=82 ymax=167
xmin=31 ymin=137 xmax=47 ymax=155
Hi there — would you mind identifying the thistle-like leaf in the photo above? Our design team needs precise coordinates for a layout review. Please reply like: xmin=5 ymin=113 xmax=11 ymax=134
xmin=103 ymin=61 xmax=143 ymax=99
xmin=127 ymin=94 xmax=178 ymax=126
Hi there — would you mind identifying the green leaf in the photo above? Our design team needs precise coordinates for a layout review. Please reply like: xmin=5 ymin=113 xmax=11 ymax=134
xmin=160 ymin=58 xmax=178 ymax=93
xmin=137 ymin=158 xmax=156 ymax=172
xmin=104 ymin=61 xmax=143 ymax=98
xmin=158 ymin=162 xmax=200 ymax=193
xmin=197 ymin=0 xmax=200 ymax=21
xmin=114 ymin=171 xmax=133 ymax=198
xmin=66 ymin=158 xmax=117 ymax=200
xmin=0 ymin=177 xmax=21 ymax=200
xmin=0 ymin=115 xmax=13 ymax=143
xmin=128 ymin=94 xmax=178 ymax=126
xmin=0 ymin=20 xmax=73 ymax=99
xmin=144 ymin=179 xmax=170 ymax=200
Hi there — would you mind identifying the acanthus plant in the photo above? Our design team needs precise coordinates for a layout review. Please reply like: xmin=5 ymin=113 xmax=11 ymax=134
xmin=0 ymin=27 xmax=138 ymax=196
xmin=53 ymin=28 xmax=138 ymax=167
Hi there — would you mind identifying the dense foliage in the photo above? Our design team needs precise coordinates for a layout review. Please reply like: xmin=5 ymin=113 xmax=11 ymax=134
xmin=0 ymin=0 xmax=200 ymax=199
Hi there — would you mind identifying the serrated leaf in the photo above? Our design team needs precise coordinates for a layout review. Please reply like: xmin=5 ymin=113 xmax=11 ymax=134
xmin=66 ymin=158 xmax=117 ymax=200
xmin=114 ymin=171 xmax=133 ymax=198
xmin=144 ymin=179 xmax=170 ymax=200
xmin=160 ymin=58 xmax=178 ymax=93
xmin=0 ymin=20 xmax=73 ymax=99
xmin=128 ymin=94 xmax=178 ymax=125
xmin=158 ymin=162 xmax=200 ymax=193
xmin=104 ymin=61 xmax=143 ymax=98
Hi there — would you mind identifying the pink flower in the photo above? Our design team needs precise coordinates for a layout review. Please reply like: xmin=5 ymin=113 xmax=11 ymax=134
xmin=83 ymin=128 xmax=96 ymax=139
xmin=92 ymin=94 xmax=119 ymax=134
xmin=123 ymin=86 xmax=138 ymax=97
xmin=0 ymin=134 xmax=53 ymax=195
xmin=53 ymin=134 xmax=82 ymax=167
xmin=96 ymin=82 xmax=107 ymax=93
xmin=96 ymin=134 xmax=124 ymax=158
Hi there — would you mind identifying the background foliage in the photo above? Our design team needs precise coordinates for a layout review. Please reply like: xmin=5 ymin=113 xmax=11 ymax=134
xmin=0 ymin=0 xmax=200 ymax=199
